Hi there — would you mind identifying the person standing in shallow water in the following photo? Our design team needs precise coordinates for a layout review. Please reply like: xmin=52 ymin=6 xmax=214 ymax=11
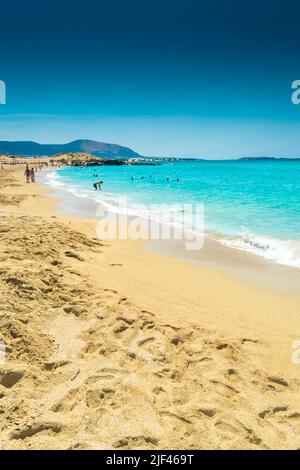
xmin=93 ymin=180 xmax=103 ymax=190
xmin=24 ymin=166 xmax=30 ymax=183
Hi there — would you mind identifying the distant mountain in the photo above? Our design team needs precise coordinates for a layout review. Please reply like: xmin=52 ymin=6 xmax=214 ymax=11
xmin=0 ymin=139 xmax=142 ymax=158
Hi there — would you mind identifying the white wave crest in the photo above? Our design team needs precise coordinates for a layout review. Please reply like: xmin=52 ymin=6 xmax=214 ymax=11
xmin=218 ymin=231 xmax=300 ymax=269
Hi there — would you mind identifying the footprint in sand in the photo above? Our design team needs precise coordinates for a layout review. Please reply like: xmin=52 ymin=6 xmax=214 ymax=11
xmin=210 ymin=380 xmax=239 ymax=398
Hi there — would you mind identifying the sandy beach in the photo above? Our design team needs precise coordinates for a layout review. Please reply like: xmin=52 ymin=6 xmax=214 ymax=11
xmin=1 ymin=165 xmax=300 ymax=450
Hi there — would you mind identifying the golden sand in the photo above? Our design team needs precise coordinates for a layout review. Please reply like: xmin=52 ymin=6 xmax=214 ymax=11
xmin=0 ymin=166 xmax=300 ymax=450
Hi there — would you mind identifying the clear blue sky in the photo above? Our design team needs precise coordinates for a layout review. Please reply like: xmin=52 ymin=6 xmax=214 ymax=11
xmin=1 ymin=0 xmax=300 ymax=158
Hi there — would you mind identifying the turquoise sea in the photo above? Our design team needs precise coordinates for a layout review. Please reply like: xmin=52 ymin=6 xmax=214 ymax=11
xmin=43 ymin=160 xmax=300 ymax=269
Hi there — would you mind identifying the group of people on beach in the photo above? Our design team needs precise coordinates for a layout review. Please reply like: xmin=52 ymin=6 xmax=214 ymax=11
xmin=24 ymin=165 xmax=36 ymax=183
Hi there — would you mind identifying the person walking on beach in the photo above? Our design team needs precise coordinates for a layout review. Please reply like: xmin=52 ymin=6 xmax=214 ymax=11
xmin=24 ymin=166 xmax=31 ymax=183
xmin=30 ymin=168 xmax=35 ymax=183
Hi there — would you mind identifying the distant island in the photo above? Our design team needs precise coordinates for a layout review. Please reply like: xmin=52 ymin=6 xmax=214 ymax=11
xmin=238 ymin=156 xmax=300 ymax=161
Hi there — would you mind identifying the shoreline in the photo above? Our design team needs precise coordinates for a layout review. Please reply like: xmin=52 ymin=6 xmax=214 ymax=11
xmin=1 ymin=165 xmax=300 ymax=449
xmin=41 ymin=167 xmax=300 ymax=295
xmin=41 ymin=164 xmax=300 ymax=273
